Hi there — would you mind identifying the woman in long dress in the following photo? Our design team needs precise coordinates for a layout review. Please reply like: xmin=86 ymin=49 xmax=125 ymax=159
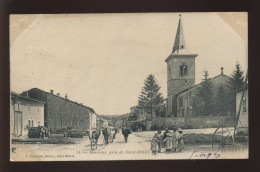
xmin=177 ymin=130 xmax=185 ymax=152
xmin=154 ymin=130 xmax=163 ymax=153
xmin=163 ymin=132 xmax=172 ymax=153
xmin=151 ymin=138 xmax=160 ymax=155
xmin=171 ymin=128 xmax=179 ymax=152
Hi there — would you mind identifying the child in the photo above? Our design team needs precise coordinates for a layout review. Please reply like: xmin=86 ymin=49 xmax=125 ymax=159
xmin=178 ymin=130 xmax=184 ymax=152
xmin=151 ymin=138 xmax=159 ymax=155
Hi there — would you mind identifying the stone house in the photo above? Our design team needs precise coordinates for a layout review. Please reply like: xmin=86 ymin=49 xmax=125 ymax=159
xmin=21 ymin=88 xmax=96 ymax=131
xmin=10 ymin=92 xmax=45 ymax=136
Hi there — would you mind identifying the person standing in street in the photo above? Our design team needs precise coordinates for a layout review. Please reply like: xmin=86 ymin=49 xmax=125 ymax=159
xmin=102 ymin=128 xmax=109 ymax=145
xmin=151 ymin=138 xmax=159 ymax=155
xmin=122 ymin=127 xmax=131 ymax=143
xmin=154 ymin=130 xmax=163 ymax=153
xmin=177 ymin=129 xmax=185 ymax=152
xmin=163 ymin=128 xmax=170 ymax=148
xmin=163 ymin=132 xmax=173 ymax=153
xmin=171 ymin=128 xmax=179 ymax=152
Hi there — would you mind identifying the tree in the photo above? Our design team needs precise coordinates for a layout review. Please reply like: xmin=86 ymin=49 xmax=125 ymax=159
xmin=154 ymin=103 xmax=166 ymax=117
xmin=195 ymin=70 xmax=213 ymax=116
xmin=231 ymin=62 xmax=244 ymax=91
xmin=138 ymin=74 xmax=164 ymax=119
xmin=228 ymin=62 xmax=245 ymax=115
xmin=214 ymin=84 xmax=229 ymax=116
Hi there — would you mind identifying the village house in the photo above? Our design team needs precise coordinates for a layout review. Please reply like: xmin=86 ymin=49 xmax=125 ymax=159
xmin=21 ymin=88 xmax=97 ymax=132
xmin=130 ymin=106 xmax=147 ymax=121
xmin=96 ymin=116 xmax=108 ymax=129
xmin=10 ymin=92 xmax=45 ymax=137
xmin=236 ymin=87 xmax=248 ymax=134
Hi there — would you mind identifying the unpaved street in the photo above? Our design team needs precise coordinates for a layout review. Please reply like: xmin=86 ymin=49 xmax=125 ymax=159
xmin=11 ymin=130 xmax=247 ymax=161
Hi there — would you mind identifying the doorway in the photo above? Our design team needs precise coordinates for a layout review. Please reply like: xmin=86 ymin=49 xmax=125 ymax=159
xmin=14 ymin=111 xmax=22 ymax=136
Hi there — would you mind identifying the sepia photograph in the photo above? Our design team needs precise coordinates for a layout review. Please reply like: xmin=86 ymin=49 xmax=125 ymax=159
xmin=10 ymin=12 xmax=248 ymax=161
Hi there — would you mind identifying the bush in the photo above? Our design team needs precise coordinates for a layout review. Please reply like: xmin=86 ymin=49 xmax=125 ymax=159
xmin=130 ymin=122 xmax=146 ymax=132
xmin=150 ymin=124 xmax=158 ymax=131
xmin=140 ymin=124 xmax=146 ymax=131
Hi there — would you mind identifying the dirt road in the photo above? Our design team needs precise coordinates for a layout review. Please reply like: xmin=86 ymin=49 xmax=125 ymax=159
xmin=10 ymin=130 xmax=247 ymax=161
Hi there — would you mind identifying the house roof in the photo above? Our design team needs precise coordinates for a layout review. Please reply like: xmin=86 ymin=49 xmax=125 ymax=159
xmin=11 ymin=91 xmax=45 ymax=104
xmin=25 ymin=88 xmax=96 ymax=114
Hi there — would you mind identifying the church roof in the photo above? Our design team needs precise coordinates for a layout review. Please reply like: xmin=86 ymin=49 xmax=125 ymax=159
xmin=171 ymin=14 xmax=187 ymax=54
xmin=174 ymin=73 xmax=233 ymax=97
xmin=165 ymin=15 xmax=197 ymax=62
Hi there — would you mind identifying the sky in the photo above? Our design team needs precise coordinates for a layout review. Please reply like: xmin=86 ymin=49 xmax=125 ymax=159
xmin=10 ymin=13 xmax=247 ymax=115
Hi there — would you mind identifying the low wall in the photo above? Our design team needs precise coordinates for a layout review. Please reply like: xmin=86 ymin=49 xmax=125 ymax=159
xmin=150 ymin=116 xmax=236 ymax=130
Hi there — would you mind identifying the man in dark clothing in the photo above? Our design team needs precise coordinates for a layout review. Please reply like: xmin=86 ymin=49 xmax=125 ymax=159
xmin=122 ymin=128 xmax=131 ymax=143
xmin=113 ymin=128 xmax=118 ymax=139
xmin=102 ymin=128 xmax=109 ymax=145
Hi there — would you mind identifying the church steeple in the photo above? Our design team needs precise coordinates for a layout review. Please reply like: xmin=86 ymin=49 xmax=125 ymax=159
xmin=165 ymin=14 xmax=198 ymax=117
xmin=172 ymin=14 xmax=186 ymax=54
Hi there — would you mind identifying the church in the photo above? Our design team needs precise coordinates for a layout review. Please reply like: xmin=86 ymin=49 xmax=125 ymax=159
xmin=165 ymin=15 xmax=234 ymax=118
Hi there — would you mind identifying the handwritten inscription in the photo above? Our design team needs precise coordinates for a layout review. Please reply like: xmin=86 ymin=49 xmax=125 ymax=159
xmin=189 ymin=151 xmax=221 ymax=159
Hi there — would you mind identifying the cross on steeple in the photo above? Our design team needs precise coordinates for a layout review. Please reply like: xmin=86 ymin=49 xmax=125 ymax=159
xmin=203 ymin=69 xmax=209 ymax=80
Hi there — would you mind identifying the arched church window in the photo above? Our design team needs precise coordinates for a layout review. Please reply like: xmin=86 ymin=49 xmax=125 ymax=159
xmin=180 ymin=63 xmax=188 ymax=77
xmin=179 ymin=97 xmax=183 ymax=107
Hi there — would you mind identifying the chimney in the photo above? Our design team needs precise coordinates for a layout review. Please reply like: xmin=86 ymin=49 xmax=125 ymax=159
xmin=65 ymin=94 xmax=68 ymax=99
xmin=50 ymin=90 xmax=54 ymax=94
xmin=221 ymin=67 xmax=224 ymax=74
xmin=26 ymin=91 xmax=29 ymax=98
xmin=57 ymin=93 xmax=60 ymax=96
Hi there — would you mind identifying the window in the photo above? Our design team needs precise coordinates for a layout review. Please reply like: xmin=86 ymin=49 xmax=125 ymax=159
xmin=179 ymin=97 xmax=183 ymax=107
xmin=38 ymin=120 xmax=40 ymax=127
xmin=28 ymin=120 xmax=31 ymax=128
xmin=17 ymin=102 xmax=20 ymax=110
xmin=32 ymin=120 xmax=34 ymax=127
xmin=180 ymin=64 xmax=188 ymax=77
xmin=242 ymin=96 xmax=247 ymax=113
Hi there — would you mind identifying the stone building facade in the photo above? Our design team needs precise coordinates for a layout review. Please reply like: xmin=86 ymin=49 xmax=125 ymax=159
xmin=175 ymin=71 xmax=234 ymax=117
xmin=165 ymin=15 xmax=235 ymax=118
xmin=165 ymin=15 xmax=197 ymax=116
xmin=21 ymin=88 xmax=96 ymax=131
xmin=11 ymin=92 xmax=45 ymax=136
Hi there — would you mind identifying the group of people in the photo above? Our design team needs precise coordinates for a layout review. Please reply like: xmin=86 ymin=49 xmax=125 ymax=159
xmin=88 ymin=127 xmax=120 ymax=150
xmin=151 ymin=128 xmax=184 ymax=155
xmin=102 ymin=127 xmax=118 ymax=145
xmin=88 ymin=127 xmax=132 ymax=151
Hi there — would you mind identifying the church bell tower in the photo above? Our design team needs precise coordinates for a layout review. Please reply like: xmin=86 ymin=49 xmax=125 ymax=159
xmin=165 ymin=14 xmax=198 ymax=117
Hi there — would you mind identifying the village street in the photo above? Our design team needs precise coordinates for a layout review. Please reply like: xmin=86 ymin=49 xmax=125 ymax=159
xmin=11 ymin=128 xmax=247 ymax=161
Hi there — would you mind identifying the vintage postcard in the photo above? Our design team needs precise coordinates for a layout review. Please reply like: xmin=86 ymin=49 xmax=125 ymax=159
xmin=10 ymin=12 xmax=248 ymax=161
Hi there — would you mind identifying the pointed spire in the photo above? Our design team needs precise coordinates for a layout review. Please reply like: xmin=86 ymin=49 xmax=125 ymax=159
xmin=172 ymin=14 xmax=186 ymax=54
